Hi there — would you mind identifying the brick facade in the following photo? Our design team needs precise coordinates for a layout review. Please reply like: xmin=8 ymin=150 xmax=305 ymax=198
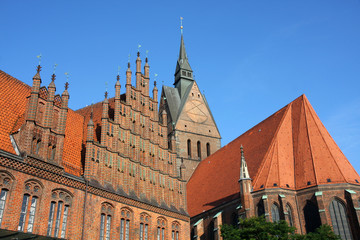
xmin=0 ymin=48 xmax=189 ymax=239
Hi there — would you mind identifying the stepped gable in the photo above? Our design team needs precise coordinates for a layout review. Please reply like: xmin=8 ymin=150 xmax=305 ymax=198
xmin=187 ymin=94 xmax=360 ymax=217
xmin=76 ymin=97 xmax=116 ymax=143
xmin=0 ymin=70 xmax=84 ymax=176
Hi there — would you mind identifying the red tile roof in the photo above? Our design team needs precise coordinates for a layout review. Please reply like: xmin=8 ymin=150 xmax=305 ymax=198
xmin=187 ymin=94 xmax=360 ymax=217
xmin=0 ymin=70 xmax=84 ymax=176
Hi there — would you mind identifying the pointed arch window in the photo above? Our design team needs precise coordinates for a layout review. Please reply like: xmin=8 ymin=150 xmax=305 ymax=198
xmin=329 ymin=199 xmax=353 ymax=239
xmin=171 ymin=221 xmax=180 ymax=240
xmin=187 ymin=139 xmax=191 ymax=158
xmin=120 ymin=208 xmax=132 ymax=240
xmin=18 ymin=180 xmax=42 ymax=233
xmin=206 ymin=143 xmax=210 ymax=157
xmin=0 ymin=172 xmax=14 ymax=227
xmin=286 ymin=204 xmax=293 ymax=227
xmin=47 ymin=189 xmax=72 ymax=238
xmin=140 ymin=213 xmax=150 ymax=240
xmin=271 ymin=203 xmax=280 ymax=222
xmin=99 ymin=203 xmax=113 ymax=240
xmin=157 ymin=218 xmax=166 ymax=240
xmin=197 ymin=141 xmax=201 ymax=159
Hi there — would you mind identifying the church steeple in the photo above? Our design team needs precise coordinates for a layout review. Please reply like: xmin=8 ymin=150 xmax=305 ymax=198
xmin=174 ymin=18 xmax=194 ymax=97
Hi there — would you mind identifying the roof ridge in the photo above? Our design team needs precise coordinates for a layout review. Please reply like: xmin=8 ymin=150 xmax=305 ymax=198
xmin=0 ymin=70 xmax=31 ymax=90
xmin=304 ymin=97 xmax=347 ymax=183
xmin=252 ymin=103 xmax=292 ymax=187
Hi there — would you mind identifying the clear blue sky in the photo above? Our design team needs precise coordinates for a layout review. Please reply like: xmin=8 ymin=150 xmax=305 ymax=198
xmin=1 ymin=1 xmax=360 ymax=173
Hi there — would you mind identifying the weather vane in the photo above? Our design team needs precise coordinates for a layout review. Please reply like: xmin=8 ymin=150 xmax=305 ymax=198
xmin=105 ymin=81 xmax=108 ymax=92
xmin=180 ymin=17 xmax=183 ymax=34
xmin=146 ymin=50 xmax=149 ymax=58
xmin=137 ymin=44 xmax=141 ymax=52
xmin=117 ymin=66 xmax=121 ymax=75
xmin=36 ymin=54 xmax=42 ymax=65
xmin=53 ymin=64 xmax=58 ymax=74
xmin=128 ymin=54 xmax=131 ymax=63
xmin=65 ymin=72 xmax=69 ymax=81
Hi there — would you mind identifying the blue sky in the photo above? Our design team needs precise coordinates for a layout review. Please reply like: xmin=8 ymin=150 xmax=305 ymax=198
xmin=1 ymin=0 xmax=360 ymax=173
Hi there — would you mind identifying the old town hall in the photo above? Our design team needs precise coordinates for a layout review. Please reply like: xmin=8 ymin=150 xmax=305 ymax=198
xmin=0 ymin=29 xmax=360 ymax=240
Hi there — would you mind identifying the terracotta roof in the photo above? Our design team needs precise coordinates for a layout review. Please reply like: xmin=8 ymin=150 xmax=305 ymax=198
xmin=0 ymin=70 xmax=31 ymax=154
xmin=0 ymin=70 xmax=84 ymax=176
xmin=76 ymin=97 xmax=117 ymax=143
xmin=187 ymin=94 xmax=360 ymax=217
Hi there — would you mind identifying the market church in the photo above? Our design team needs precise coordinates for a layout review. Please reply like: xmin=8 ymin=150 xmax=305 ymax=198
xmin=0 ymin=29 xmax=360 ymax=240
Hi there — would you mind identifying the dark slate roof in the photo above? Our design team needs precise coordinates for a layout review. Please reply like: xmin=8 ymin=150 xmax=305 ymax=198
xmin=175 ymin=35 xmax=192 ymax=75
xmin=162 ymin=85 xmax=181 ymax=123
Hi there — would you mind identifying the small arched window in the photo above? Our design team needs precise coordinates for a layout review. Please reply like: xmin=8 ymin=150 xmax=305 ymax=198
xmin=329 ymin=199 xmax=353 ymax=239
xmin=0 ymin=171 xmax=14 ymax=227
xmin=206 ymin=143 xmax=210 ymax=157
xmin=157 ymin=218 xmax=167 ymax=240
xmin=139 ymin=213 xmax=150 ymax=240
xmin=171 ymin=221 xmax=180 ymax=240
xmin=286 ymin=204 xmax=293 ymax=227
xmin=197 ymin=141 xmax=201 ymax=159
xmin=187 ymin=139 xmax=191 ymax=158
xmin=271 ymin=203 xmax=280 ymax=222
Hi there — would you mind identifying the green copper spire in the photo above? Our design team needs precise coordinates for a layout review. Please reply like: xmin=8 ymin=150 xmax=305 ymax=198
xmin=174 ymin=18 xmax=193 ymax=86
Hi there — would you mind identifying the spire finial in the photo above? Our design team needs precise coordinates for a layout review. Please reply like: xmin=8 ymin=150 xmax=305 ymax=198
xmin=128 ymin=54 xmax=131 ymax=68
xmin=36 ymin=53 xmax=42 ymax=65
xmin=51 ymin=63 xmax=58 ymax=81
xmin=145 ymin=50 xmax=149 ymax=63
xmin=137 ymin=44 xmax=141 ymax=56
xmin=154 ymin=81 xmax=157 ymax=87
xmin=105 ymin=81 xmax=108 ymax=92
xmin=64 ymin=72 xmax=69 ymax=90
xmin=117 ymin=66 xmax=120 ymax=80
xmin=36 ymin=65 xmax=42 ymax=73
xmin=90 ymin=104 xmax=94 ymax=119
xmin=180 ymin=17 xmax=183 ymax=35
xmin=105 ymin=91 xmax=108 ymax=99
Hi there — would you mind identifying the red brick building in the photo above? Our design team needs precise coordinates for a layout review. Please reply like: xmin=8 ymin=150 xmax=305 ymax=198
xmin=187 ymin=95 xmax=360 ymax=240
xmin=0 ymin=40 xmax=189 ymax=238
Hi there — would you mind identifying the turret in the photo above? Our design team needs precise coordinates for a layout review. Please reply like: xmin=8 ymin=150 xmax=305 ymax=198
xmin=58 ymin=82 xmax=69 ymax=135
xmin=143 ymin=57 xmax=150 ymax=96
xmin=114 ymin=75 xmax=121 ymax=123
xmin=238 ymin=145 xmax=253 ymax=218
xmin=126 ymin=62 xmax=132 ymax=104
xmin=44 ymin=73 xmax=56 ymax=128
xmin=136 ymin=51 xmax=141 ymax=89
xmin=101 ymin=91 xmax=109 ymax=146
xmin=26 ymin=65 xmax=42 ymax=121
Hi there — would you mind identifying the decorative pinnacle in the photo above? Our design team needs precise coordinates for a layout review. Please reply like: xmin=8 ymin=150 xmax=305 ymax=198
xmin=117 ymin=66 xmax=121 ymax=75
xmin=145 ymin=57 xmax=148 ymax=63
xmin=137 ymin=44 xmax=141 ymax=54
xmin=154 ymin=81 xmax=157 ymax=86
xmin=90 ymin=105 xmax=93 ymax=119
xmin=104 ymin=91 xmax=108 ymax=99
xmin=146 ymin=50 xmax=149 ymax=57
xmin=36 ymin=65 xmax=42 ymax=73
xmin=65 ymin=82 xmax=69 ymax=90
xmin=51 ymin=73 xmax=56 ymax=81
xmin=117 ymin=66 xmax=120 ymax=80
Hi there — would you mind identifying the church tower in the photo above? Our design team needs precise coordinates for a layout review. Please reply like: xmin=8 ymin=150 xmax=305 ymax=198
xmin=159 ymin=24 xmax=221 ymax=181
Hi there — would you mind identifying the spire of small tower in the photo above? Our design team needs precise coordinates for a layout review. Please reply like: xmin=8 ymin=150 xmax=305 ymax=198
xmin=174 ymin=17 xmax=194 ymax=96
xmin=240 ymin=145 xmax=251 ymax=180
xmin=88 ymin=105 xmax=94 ymax=126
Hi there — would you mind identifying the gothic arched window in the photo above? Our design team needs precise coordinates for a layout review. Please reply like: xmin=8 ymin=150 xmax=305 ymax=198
xmin=18 ymin=180 xmax=43 ymax=233
xmin=206 ymin=143 xmax=210 ymax=157
xmin=329 ymin=199 xmax=353 ymax=239
xmin=187 ymin=139 xmax=191 ymax=158
xmin=286 ymin=204 xmax=293 ymax=227
xmin=0 ymin=171 xmax=14 ymax=227
xmin=197 ymin=141 xmax=201 ymax=159
xmin=271 ymin=203 xmax=280 ymax=222
xmin=171 ymin=221 xmax=180 ymax=240
xmin=157 ymin=217 xmax=167 ymax=240
xmin=139 ymin=213 xmax=150 ymax=240
xmin=100 ymin=202 xmax=113 ymax=240
xmin=47 ymin=189 xmax=72 ymax=238
xmin=120 ymin=208 xmax=132 ymax=240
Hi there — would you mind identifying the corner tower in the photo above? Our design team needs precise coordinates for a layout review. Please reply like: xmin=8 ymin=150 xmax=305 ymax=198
xmin=160 ymin=26 xmax=221 ymax=181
